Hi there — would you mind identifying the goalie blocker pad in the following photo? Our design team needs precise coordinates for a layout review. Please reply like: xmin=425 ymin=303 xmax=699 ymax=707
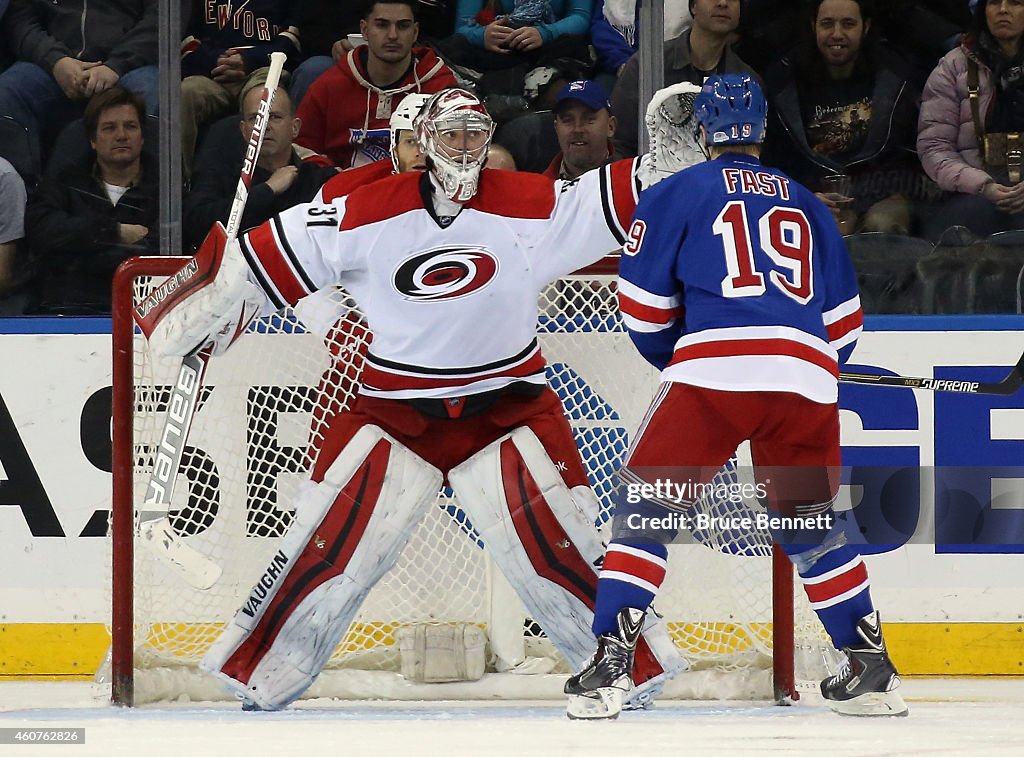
xmin=136 ymin=222 xmax=269 ymax=358
xmin=448 ymin=427 xmax=685 ymax=702
xmin=200 ymin=425 xmax=443 ymax=710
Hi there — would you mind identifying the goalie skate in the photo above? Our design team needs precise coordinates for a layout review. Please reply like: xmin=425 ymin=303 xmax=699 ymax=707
xmin=820 ymin=611 xmax=909 ymax=717
xmin=565 ymin=608 xmax=645 ymax=720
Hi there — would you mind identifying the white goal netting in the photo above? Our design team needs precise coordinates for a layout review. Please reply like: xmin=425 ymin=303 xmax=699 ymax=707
xmin=107 ymin=259 xmax=835 ymax=705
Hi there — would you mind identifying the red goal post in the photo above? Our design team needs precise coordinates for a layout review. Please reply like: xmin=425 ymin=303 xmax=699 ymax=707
xmin=108 ymin=255 xmax=831 ymax=707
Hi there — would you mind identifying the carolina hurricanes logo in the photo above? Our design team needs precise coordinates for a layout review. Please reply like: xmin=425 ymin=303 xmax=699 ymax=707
xmin=393 ymin=247 xmax=499 ymax=301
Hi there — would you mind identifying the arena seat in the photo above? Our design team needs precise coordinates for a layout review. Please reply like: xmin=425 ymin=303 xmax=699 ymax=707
xmin=0 ymin=115 xmax=39 ymax=187
xmin=968 ymin=236 xmax=1024 ymax=313
xmin=843 ymin=232 xmax=933 ymax=314
xmin=917 ymin=247 xmax=974 ymax=314
xmin=493 ymin=110 xmax=560 ymax=174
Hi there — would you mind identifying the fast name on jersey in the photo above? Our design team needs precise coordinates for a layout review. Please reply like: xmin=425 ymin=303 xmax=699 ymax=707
xmin=721 ymin=167 xmax=791 ymax=199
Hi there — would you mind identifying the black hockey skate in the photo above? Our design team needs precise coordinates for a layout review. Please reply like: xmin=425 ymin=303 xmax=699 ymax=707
xmin=565 ymin=608 xmax=645 ymax=720
xmin=820 ymin=611 xmax=908 ymax=717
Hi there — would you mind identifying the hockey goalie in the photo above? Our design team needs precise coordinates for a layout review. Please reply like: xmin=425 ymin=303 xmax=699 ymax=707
xmin=140 ymin=87 xmax=704 ymax=710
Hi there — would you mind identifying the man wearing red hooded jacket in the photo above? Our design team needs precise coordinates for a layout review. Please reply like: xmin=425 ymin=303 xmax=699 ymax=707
xmin=296 ymin=0 xmax=456 ymax=167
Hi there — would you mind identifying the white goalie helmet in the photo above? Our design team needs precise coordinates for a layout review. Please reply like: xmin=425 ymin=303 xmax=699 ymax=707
xmin=415 ymin=88 xmax=495 ymax=203
xmin=389 ymin=93 xmax=430 ymax=173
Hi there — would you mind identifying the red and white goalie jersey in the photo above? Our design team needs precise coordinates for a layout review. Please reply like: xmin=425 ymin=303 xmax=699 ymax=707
xmin=238 ymin=163 xmax=640 ymax=399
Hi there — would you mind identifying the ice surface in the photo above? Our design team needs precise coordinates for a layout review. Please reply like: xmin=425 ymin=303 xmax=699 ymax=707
xmin=1 ymin=678 xmax=1022 ymax=756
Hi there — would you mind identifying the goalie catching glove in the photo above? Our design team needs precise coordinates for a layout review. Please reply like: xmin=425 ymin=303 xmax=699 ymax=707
xmin=636 ymin=82 xmax=705 ymax=190
xmin=136 ymin=223 xmax=269 ymax=358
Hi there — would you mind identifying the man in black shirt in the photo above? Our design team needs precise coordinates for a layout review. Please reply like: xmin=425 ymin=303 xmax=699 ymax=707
xmin=26 ymin=87 xmax=158 ymax=314
xmin=762 ymin=0 xmax=926 ymax=234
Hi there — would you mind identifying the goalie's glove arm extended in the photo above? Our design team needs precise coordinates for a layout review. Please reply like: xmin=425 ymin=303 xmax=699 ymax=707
xmin=139 ymin=222 xmax=273 ymax=359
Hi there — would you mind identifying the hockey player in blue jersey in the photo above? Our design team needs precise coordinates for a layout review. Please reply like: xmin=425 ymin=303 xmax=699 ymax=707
xmin=565 ymin=74 xmax=908 ymax=720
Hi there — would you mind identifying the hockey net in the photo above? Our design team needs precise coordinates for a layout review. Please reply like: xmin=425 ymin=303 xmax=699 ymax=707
xmin=107 ymin=256 xmax=836 ymax=706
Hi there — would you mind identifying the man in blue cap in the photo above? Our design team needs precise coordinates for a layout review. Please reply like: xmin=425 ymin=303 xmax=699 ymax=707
xmin=544 ymin=79 xmax=619 ymax=181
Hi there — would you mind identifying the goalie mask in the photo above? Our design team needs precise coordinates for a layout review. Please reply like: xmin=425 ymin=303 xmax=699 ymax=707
xmin=389 ymin=93 xmax=430 ymax=173
xmin=694 ymin=74 xmax=767 ymax=148
xmin=416 ymin=88 xmax=495 ymax=203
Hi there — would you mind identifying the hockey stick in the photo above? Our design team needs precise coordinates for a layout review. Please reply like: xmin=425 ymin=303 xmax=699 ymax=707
xmin=839 ymin=349 xmax=1024 ymax=395
xmin=132 ymin=52 xmax=288 ymax=588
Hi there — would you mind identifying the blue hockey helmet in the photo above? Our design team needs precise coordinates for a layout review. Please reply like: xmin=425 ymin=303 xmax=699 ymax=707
xmin=694 ymin=74 xmax=767 ymax=146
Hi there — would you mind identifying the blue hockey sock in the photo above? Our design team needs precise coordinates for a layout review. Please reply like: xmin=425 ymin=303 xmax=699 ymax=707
xmin=592 ymin=541 xmax=668 ymax=636
xmin=788 ymin=543 xmax=874 ymax=649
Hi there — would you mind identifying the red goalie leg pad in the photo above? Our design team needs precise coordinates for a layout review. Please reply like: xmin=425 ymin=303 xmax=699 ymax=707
xmin=631 ymin=638 xmax=667 ymax=686
xmin=500 ymin=437 xmax=599 ymax=608
xmin=134 ymin=222 xmax=228 ymax=337
xmin=219 ymin=437 xmax=390 ymax=684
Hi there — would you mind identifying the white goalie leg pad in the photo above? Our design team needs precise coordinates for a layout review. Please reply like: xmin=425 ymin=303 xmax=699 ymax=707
xmin=450 ymin=427 xmax=603 ymax=672
xmin=628 ymin=610 xmax=687 ymax=708
xmin=450 ymin=428 xmax=602 ymax=672
xmin=200 ymin=424 xmax=442 ymax=709
xmin=149 ymin=224 xmax=269 ymax=358
xmin=449 ymin=428 xmax=686 ymax=698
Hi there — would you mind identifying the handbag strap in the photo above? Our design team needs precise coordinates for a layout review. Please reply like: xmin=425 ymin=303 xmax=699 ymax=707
xmin=968 ymin=57 xmax=986 ymax=151
xmin=969 ymin=58 xmax=1023 ymax=183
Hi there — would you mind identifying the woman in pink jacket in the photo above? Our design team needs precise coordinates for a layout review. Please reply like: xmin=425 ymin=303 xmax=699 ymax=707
xmin=917 ymin=0 xmax=1024 ymax=240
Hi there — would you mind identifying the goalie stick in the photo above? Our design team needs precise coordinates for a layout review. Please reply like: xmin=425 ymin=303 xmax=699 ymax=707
xmin=840 ymin=349 xmax=1024 ymax=395
xmin=132 ymin=52 xmax=287 ymax=588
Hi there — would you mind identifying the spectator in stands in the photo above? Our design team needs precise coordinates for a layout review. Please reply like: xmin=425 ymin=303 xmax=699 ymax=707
xmin=487 ymin=142 xmax=518 ymax=169
xmin=291 ymin=0 xmax=457 ymax=109
xmin=917 ymin=0 xmax=1024 ymax=239
xmin=591 ymin=0 xmax=692 ymax=87
xmin=296 ymin=0 xmax=456 ymax=168
xmin=309 ymin=92 xmax=431 ymax=212
xmin=25 ymin=87 xmax=158 ymax=314
xmin=761 ymin=0 xmax=926 ymax=235
xmin=0 ymin=156 xmax=26 ymax=304
xmin=440 ymin=0 xmax=593 ymax=109
xmin=611 ymin=0 xmax=754 ymax=157
xmin=183 ymin=82 xmax=337 ymax=250
xmin=0 ymin=0 xmax=159 ymax=163
xmin=544 ymin=79 xmax=618 ymax=179
xmin=289 ymin=1 xmax=365 ymax=108
xmin=737 ymin=1 xmax=971 ymax=78
xmin=180 ymin=0 xmax=301 ymax=178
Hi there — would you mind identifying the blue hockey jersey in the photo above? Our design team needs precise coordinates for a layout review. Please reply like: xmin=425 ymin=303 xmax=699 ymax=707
xmin=617 ymin=153 xmax=862 ymax=404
